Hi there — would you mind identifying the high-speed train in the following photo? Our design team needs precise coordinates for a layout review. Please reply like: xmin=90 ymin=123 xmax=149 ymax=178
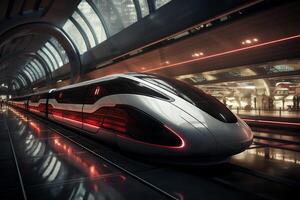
xmin=9 ymin=73 xmax=253 ymax=164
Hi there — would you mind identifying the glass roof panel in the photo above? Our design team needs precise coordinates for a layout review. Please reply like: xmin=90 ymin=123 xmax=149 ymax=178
xmin=49 ymin=37 xmax=69 ymax=64
xmin=138 ymin=0 xmax=149 ymax=17
xmin=30 ymin=61 xmax=45 ymax=78
xmin=91 ymin=0 xmax=137 ymax=36
xmin=32 ymin=59 xmax=46 ymax=77
xmin=111 ymin=0 xmax=137 ymax=28
xmin=37 ymin=50 xmax=54 ymax=72
xmin=63 ymin=19 xmax=87 ymax=54
xmin=26 ymin=65 xmax=39 ymax=80
xmin=72 ymin=11 xmax=96 ymax=47
xmin=23 ymin=68 xmax=35 ymax=82
xmin=29 ymin=63 xmax=42 ymax=79
xmin=16 ymin=77 xmax=24 ymax=87
xmin=155 ymin=0 xmax=172 ymax=9
xmin=17 ymin=75 xmax=26 ymax=86
xmin=45 ymin=42 xmax=64 ymax=67
xmin=42 ymin=47 xmax=59 ymax=70
xmin=12 ymin=80 xmax=20 ymax=89
xmin=78 ymin=0 xmax=107 ymax=44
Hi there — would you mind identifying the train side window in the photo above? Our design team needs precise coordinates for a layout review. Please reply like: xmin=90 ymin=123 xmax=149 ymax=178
xmin=137 ymin=75 xmax=237 ymax=123
xmin=40 ymin=93 xmax=48 ymax=100
xmin=103 ymin=78 xmax=168 ymax=99
xmin=68 ymin=87 xmax=87 ymax=104
xmin=98 ymin=105 xmax=182 ymax=147
xmin=84 ymin=84 xmax=107 ymax=104
xmin=84 ymin=77 xmax=169 ymax=104
xmin=52 ymin=87 xmax=87 ymax=104
xmin=30 ymin=95 xmax=38 ymax=103
xmin=51 ymin=91 xmax=64 ymax=103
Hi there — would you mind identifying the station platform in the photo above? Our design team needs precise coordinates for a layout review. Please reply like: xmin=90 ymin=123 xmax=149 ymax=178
xmin=1 ymin=106 xmax=300 ymax=200
xmin=233 ymin=110 xmax=300 ymax=119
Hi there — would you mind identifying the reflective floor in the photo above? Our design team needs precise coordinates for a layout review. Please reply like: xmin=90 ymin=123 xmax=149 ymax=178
xmin=0 ymin=107 xmax=168 ymax=200
xmin=1 ymin=106 xmax=299 ymax=200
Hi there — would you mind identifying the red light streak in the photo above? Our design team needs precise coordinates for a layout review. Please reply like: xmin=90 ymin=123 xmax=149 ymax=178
xmin=53 ymin=138 xmax=101 ymax=177
xmin=52 ymin=113 xmax=101 ymax=129
xmin=117 ymin=125 xmax=186 ymax=150
xmin=120 ymin=175 xmax=127 ymax=181
xmin=243 ymin=118 xmax=300 ymax=126
xmin=11 ymin=104 xmax=186 ymax=150
xmin=144 ymin=34 xmax=300 ymax=72
xmin=30 ymin=121 xmax=41 ymax=133
xmin=29 ymin=106 xmax=40 ymax=113
xmin=164 ymin=125 xmax=186 ymax=149
xmin=9 ymin=107 xmax=28 ymax=121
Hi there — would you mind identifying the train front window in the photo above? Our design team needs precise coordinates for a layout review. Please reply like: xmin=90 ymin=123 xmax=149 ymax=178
xmin=137 ymin=75 xmax=237 ymax=123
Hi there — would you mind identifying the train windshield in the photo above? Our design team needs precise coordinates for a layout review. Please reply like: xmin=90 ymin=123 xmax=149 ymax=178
xmin=136 ymin=74 xmax=237 ymax=123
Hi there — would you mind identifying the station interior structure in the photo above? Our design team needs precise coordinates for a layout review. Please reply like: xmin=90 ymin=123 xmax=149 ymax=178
xmin=0 ymin=0 xmax=300 ymax=199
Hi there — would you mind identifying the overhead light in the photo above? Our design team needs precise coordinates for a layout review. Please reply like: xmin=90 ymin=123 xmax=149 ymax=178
xmin=144 ymin=34 xmax=300 ymax=73
xmin=165 ymin=61 xmax=170 ymax=64
xmin=141 ymin=67 xmax=146 ymax=70
xmin=0 ymin=83 xmax=8 ymax=88
xmin=192 ymin=52 xmax=204 ymax=58
xmin=275 ymin=82 xmax=292 ymax=87
xmin=240 ymin=85 xmax=256 ymax=89
xmin=57 ymin=80 xmax=62 ymax=83
xmin=227 ymin=97 xmax=235 ymax=100
xmin=242 ymin=38 xmax=259 ymax=45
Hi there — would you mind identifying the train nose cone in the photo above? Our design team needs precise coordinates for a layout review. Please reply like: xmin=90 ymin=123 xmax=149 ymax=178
xmin=210 ymin=118 xmax=253 ymax=155
xmin=180 ymin=113 xmax=218 ymax=156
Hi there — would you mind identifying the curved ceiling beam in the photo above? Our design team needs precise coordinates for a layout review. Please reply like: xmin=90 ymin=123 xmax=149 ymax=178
xmin=0 ymin=22 xmax=81 ymax=83
xmin=0 ymin=72 xmax=33 ymax=92
xmin=20 ymin=53 xmax=53 ymax=85
xmin=0 ymin=52 xmax=51 ymax=89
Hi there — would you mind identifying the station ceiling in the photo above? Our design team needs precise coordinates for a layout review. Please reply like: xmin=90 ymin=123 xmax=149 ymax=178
xmin=86 ymin=1 xmax=300 ymax=79
xmin=0 ymin=0 xmax=298 ymax=95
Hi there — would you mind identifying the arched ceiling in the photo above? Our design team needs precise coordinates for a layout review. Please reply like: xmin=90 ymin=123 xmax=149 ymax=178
xmin=0 ymin=0 xmax=80 ymax=94
xmin=0 ymin=0 xmax=270 ymax=96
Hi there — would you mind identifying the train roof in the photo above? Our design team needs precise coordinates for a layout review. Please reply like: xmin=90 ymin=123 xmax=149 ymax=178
xmin=53 ymin=72 xmax=154 ymax=92
xmin=12 ymin=73 xmax=159 ymax=98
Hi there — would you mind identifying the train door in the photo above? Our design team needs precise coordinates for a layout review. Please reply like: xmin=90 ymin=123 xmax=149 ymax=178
xmin=63 ymin=87 xmax=85 ymax=129
xmin=82 ymin=82 xmax=117 ymax=145
xmin=39 ymin=93 xmax=48 ymax=117
xmin=48 ymin=87 xmax=85 ymax=129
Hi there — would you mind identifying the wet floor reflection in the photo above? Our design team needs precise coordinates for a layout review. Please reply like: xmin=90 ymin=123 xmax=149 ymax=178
xmin=6 ymin=107 xmax=300 ymax=199
xmin=231 ymin=147 xmax=300 ymax=183
xmin=233 ymin=148 xmax=300 ymax=165
xmin=5 ymin=107 xmax=167 ymax=200
xmin=253 ymin=138 xmax=287 ymax=146
xmin=254 ymin=131 xmax=300 ymax=143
